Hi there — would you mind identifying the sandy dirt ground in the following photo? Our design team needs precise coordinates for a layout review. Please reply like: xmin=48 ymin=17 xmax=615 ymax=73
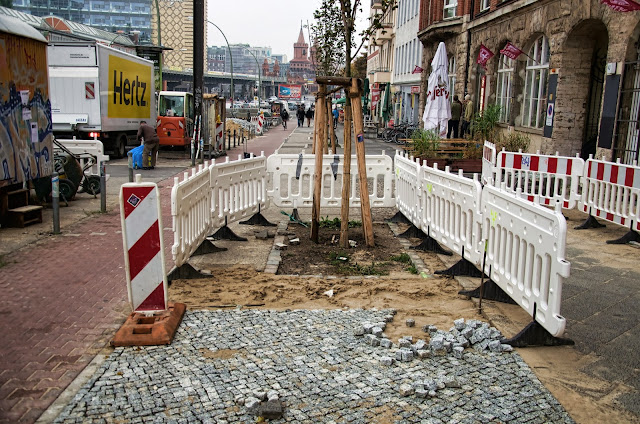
xmin=169 ymin=217 xmax=639 ymax=424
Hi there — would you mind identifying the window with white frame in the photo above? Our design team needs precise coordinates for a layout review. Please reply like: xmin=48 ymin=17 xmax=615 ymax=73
xmin=496 ymin=55 xmax=514 ymax=123
xmin=448 ymin=55 xmax=456 ymax=100
xmin=444 ymin=0 xmax=457 ymax=19
xmin=480 ymin=0 xmax=490 ymax=12
xmin=522 ymin=35 xmax=550 ymax=128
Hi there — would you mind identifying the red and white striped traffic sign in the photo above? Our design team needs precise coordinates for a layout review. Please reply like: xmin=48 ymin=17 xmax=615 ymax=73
xmin=216 ymin=121 xmax=223 ymax=149
xmin=120 ymin=181 xmax=168 ymax=312
xmin=85 ymin=82 xmax=95 ymax=100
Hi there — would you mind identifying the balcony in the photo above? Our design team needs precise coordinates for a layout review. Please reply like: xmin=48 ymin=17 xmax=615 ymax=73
xmin=371 ymin=0 xmax=382 ymax=10
xmin=375 ymin=27 xmax=393 ymax=41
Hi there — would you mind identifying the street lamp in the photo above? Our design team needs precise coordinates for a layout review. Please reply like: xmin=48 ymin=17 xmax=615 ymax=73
xmin=243 ymin=47 xmax=261 ymax=109
xmin=207 ymin=20 xmax=234 ymax=113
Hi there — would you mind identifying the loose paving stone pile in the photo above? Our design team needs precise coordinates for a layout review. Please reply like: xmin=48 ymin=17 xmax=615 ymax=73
xmin=54 ymin=309 xmax=574 ymax=423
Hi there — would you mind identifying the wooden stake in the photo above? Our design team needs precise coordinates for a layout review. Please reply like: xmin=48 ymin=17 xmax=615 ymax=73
xmin=311 ymin=85 xmax=327 ymax=243
xmin=312 ymin=96 xmax=320 ymax=154
xmin=350 ymin=78 xmax=374 ymax=247
xmin=323 ymin=100 xmax=329 ymax=155
xmin=339 ymin=99 xmax=352 ymax=248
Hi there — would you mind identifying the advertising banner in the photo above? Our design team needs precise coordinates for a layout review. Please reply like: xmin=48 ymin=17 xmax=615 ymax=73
xmin=278 ymin=85 xmax=302 ymax=99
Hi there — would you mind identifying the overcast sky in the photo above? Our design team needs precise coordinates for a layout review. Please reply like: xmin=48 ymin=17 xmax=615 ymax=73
xmin=206 ymin=0 xmax=371 ymax=60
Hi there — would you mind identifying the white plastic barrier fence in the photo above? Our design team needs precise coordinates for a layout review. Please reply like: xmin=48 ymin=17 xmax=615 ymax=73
xmin=211 ymin=153 xmax=269 ymax=228
xmin=55 ymin=138 xmax=109 ymax=175
xmin=481 ymin=185 xmax=570 ymax=337
xmin=481 ymin=140 xmax=496 ymax=185
xmin=495 ymin=151 xmax=584 ymax=210
xmin=578 ymin=158 xmax=640 ymax=229
xmin=267 ymin=152 xmax=394 ymax=208
xmin=394 ymin=151 xmax=421 ymax=223
xmin=171 ymin=163 xmax=212 ymax=268
xmin=418 ymin=162 xmax=484 ymax=266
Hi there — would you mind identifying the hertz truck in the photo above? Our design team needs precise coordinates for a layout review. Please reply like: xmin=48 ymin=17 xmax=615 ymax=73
xmin=47 ymin=42 xmax=156 ymax=158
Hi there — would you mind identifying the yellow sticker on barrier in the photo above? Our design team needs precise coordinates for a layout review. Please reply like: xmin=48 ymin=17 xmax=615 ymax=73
xmin=426 ymin=183 xmax=433 ymax=193
xmin=490 ymin=210 xmax=497 ymax=226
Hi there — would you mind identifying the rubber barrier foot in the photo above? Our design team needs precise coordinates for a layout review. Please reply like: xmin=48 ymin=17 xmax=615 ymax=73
xmin=385 ymin=211 xmax=411 ymax=225
xmin=398 ymin=224 xmax=426 ymax=239
xmin=606 ymin=230 xmax=640 ymax=245
xmin=575 ymin=214 xmax=605 ymax=230
xmin=111 ymin=302 xmax=187 ymax=347
xmin=210 ymin=225 xmax=248 ymax=241
xmin=240 ymin=212 xmax=276 ymax=227
xmin=501 ymin=320 xmax=575 ymax=348
xmin=167 ymin=263 xmax=212 ymax=283
xmin=191 ymin=239 xmax=227 ymax=256
xmin=411 ymin=236 xmax=452 ymax=256
xmin=435 ymin=258 xmax=483 ymax=277
xmin=458 ymin=279 xmax=517 ymax=304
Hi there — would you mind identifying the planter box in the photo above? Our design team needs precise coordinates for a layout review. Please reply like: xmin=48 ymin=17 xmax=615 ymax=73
xmin=417 ymin=157 xmax=482 ymax=174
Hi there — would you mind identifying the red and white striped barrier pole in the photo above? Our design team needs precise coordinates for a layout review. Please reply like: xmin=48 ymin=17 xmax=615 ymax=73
xmin=120 ymin=177 xmax=168 ymax=312
xmin=216 ymin=120 xmax=223 ymax=150
xmin=257 ymin=112 xmax=264 ymax=134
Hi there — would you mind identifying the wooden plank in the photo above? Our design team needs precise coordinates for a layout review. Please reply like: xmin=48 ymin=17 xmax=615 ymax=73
xmin=339 ymin=98 xmax=352 ymax=249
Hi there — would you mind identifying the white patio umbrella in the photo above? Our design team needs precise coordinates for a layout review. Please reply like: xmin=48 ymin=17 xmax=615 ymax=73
xmin=422 ymin=42 xmax=451 ymax=138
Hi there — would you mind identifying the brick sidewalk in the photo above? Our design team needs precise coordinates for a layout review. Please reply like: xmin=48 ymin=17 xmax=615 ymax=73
xmin=0 ymin=123 xmax=293 ymax=423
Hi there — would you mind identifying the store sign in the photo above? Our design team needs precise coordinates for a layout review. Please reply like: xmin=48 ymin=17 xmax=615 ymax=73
xmin=410 ymin=85 xmax=421 ymax=94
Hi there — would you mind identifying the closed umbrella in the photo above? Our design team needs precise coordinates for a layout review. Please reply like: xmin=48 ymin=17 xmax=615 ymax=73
xmin=381 ymin=83 xmax=391 ymax=124
xmin=422 ymin=42 xmax=450 ymax=138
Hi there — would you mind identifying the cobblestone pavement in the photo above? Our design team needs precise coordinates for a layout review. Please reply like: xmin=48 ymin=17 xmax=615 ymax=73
xmin=54 ymin=310 xmax=573 ymax=423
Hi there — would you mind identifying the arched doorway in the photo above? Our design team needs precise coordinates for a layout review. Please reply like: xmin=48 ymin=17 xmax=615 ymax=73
xmin=559 ymin=20 xmax=609 ymax=158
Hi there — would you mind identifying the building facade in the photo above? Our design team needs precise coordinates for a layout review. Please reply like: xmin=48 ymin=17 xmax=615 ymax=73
xmin=13 ymin=0 xmax=153 ymax=42
xmin=418 ymin=0 xmax=640 ymax=162
xmin=367 ymin=0 xmax=396 ymax=123
xmin=392 ymin=0 xmax=423 ymax=124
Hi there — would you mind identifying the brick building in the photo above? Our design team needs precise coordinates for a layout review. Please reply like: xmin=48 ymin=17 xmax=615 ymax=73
xmin=418 ymin=0 xmax=640 ymax=162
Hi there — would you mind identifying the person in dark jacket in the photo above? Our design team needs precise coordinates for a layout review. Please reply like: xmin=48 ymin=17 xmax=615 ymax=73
xmin=280 ymin=107 xmax=289 ymax=129
xmin=296 ymin=105 xmax=305 ymax=127
xmin=305 ymin=106 xmax=314 ymax=127
xmin=447 ymin=95 xmax=462 ymax=139
xmin=137 ymin=121 xmax=160 ymax=169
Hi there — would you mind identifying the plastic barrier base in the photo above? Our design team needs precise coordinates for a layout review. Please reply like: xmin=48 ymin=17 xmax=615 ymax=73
xmin=574 ymin=214 xmax=605 ymax=230
xmin=210 ymin=225 xmax=248 ymax=241
xmin=111 ymin=302 xmax=186 ymax=347
xmin=435 ymin=258 xmax=483 ymax=277
xmin=240 ymin=212 xmax=276 ymax=227
xmin=501 ymin=320 xmax=574 ymax=348
xmin=398 ymin=224 xmax=427 ymax=239
xmin=606 ymin=230 xmax=640 ymax=245
xmin=458 ymin=279 xmax=517 ymax=304
xmin=167 ymin=263 xmax=212 ymax=283
xmin=385 ymin=211 xmax=411 ymax=225
xmin=192 ymin=239 xmax=228 ymax=256
xmin=411 ymin=236 xmax=452 ymax=256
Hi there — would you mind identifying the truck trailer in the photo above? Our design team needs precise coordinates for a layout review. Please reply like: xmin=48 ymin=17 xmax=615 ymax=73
xmin=47 ymin=42 xmax=156 ymax=158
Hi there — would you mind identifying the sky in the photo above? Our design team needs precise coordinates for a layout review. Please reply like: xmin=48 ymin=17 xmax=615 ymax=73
xmin=206 ymin=0 xmax=371 ymax=61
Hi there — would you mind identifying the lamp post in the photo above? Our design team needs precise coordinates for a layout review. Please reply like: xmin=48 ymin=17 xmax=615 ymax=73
xmin=243 ymin=47 xmax=261 ymax=109
xmin=207 ymin=20 xmax=233 ymax=114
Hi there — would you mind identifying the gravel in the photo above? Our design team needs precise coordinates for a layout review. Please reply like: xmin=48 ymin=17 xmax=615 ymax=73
xmin=53 ymin=309 xmax=574 ymax=423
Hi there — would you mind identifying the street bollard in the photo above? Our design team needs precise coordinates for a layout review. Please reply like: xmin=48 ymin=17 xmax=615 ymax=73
xmin=190 ymin=137 xmax=195 ymax=166
xmin=100 ymin=162 xmax=106 ymax=213
xmin=233 ymin=129 xmax=237 ymax=148
xmin=127 ymin=151 xmax=134 ymax=182
xmin=52 ymin=172 xmax=60 ymax=234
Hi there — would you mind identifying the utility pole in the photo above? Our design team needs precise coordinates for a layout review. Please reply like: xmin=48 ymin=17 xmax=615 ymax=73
xmin=193 ymin=0 xmax=204 ymax=165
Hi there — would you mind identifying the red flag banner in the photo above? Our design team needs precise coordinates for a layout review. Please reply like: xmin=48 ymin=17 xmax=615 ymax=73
xmin=476 ymin=44 xmax=495 ymax=68
xmin=601 ymin=0 xmax=640 ymax=11
xmin=500 ymin=42 xmax=524 ymax=60
xmin=411 ymin=65 xmax=424 ymax=74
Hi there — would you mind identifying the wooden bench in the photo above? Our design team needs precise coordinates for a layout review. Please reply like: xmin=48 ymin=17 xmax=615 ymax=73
xmin=7 ymin=205 xmax=43 ymax=228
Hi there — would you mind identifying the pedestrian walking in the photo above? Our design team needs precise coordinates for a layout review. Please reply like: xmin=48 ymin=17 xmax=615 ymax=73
xmin=281 ymin=107 xmax=289 ymax=130
xmin=447 ymin=95 xmax=462 ymax=139
xmin=296 ymin=105 xmax=305 ymax=127
xmin=137 ymin=120 xmax=160 ymax=169
xmin=461 ymin=94 xmax=473 ymax=137
xmin=306 ymin=106 xmax=314 ymax=127
xmin=332 ymin=107 xmax=339 ymax=129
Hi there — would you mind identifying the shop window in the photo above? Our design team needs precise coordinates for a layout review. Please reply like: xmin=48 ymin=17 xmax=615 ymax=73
xmin=496 ymin=55 xmax=514 ymax=123
xmin=448 ymin=55 xmax=456 ymax=101
xmin=522 ymin=35 xmax=550 ymax=129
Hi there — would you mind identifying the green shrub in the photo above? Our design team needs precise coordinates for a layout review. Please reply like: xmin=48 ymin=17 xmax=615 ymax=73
xmin=410 ymin=129 xmax=440 ymax=158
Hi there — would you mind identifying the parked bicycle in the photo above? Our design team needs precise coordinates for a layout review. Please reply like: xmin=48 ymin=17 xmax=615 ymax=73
xmin=380 ymin=122 xmax=419 ymax=144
